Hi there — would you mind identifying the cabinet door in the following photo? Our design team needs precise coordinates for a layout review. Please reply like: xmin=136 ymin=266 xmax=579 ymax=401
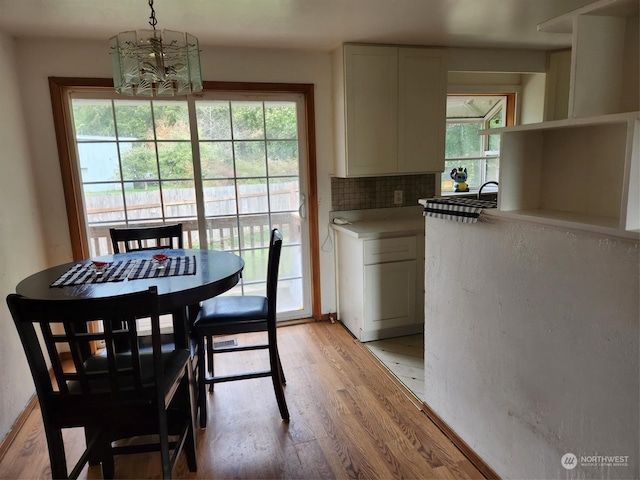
xmin=364 ymin=260 xmax=417 ymax=332
xmin=344 ymin=45 xmax=398 ymax=176
xmin=397 ymin=48 xmax=447 ymax=173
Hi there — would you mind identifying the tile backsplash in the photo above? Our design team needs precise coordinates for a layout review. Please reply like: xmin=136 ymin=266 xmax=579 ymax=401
xmin=331 ymin=174 xmax=436 ymax=211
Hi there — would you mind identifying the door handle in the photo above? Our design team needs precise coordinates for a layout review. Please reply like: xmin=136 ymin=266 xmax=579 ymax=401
xmin=298 ymin=193 xmax=307 ymax=219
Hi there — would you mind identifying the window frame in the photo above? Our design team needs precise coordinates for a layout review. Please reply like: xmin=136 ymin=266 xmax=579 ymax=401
xmin=441 ymin=92 xmax=515 ymax=194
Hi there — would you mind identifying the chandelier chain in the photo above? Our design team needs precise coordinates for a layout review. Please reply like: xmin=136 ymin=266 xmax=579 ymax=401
xmin=148 ymin=0 xmax=157 ymax=30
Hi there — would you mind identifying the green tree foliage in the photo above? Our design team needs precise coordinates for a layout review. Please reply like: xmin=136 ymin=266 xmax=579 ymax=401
xmin=445 ymin=122 xmax=481 ymax=158
xmin=73 ymin=99 xmax=300 ymax=187
xmin=444 ymin=122 xmax=482 ymax=188
xmin=72 ymin=100 xmax=116 ymax=137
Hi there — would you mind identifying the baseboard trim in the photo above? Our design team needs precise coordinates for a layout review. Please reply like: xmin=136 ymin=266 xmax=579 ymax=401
xmin=421 ymin=401 xmax=500 ymax=480
xmin=0 ymin=394 xmax=38 ymax=464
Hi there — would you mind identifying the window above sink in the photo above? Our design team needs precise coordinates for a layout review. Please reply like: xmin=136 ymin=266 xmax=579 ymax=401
xmin=441 ymin=94 xmax=515 ymax=195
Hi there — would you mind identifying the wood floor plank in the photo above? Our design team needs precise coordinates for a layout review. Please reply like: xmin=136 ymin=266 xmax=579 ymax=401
xmin=0 ymin=321 xmax=486 ymax=480
xmin=294 ymin=439 xmax=335 ymax=479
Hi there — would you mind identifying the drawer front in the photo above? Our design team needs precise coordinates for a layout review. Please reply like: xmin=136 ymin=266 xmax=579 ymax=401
xmin=363 ymin=236 xmax=416 ymax=265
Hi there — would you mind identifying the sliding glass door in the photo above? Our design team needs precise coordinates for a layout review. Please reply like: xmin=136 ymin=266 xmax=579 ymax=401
xmin=192 ymin=94 xmax=310 ymax=316
xmin=68 ymin=90 xmax=311 ymax=320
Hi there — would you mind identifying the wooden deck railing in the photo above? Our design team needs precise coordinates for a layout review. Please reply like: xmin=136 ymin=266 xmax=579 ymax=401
xmin=86 ymin=183 xmax=300 ymax=256
xmin=88 ymin=213 xmax=298 ymax=257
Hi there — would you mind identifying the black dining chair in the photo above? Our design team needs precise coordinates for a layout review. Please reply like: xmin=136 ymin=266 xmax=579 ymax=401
xmin=6 ymin=286 xmax=197 ymax=479
xmin=109 ymin=223 xmax=184 ymax=254
xmin=109 ymin=223 xmax=185 ymax=352
xmin=193 ymin=228 xmax=289 ymax=428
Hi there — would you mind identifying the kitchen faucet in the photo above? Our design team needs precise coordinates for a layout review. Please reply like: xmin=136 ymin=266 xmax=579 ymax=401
xmin=478 ymin=181 xmax=499 ymax=200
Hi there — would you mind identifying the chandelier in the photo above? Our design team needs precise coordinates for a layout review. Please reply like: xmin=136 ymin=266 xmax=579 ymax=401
xmin=110 ymin=0 xmax=203 ymax=97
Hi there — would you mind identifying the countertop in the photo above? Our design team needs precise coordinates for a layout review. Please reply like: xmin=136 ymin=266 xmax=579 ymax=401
xmin=330 ymin=217 xmax=424 ymax=239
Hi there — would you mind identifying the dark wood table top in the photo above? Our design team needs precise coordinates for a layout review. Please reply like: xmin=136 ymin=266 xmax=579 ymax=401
xmin=15 ymin=249 xmax=245 ymax=314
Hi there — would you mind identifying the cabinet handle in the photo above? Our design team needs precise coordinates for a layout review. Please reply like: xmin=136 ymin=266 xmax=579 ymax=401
xmin=299 ymin=193 xmax=307 ymax=219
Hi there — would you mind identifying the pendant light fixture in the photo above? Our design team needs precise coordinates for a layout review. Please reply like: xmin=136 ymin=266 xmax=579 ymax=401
xmin=110 ymin=0 xmax=203 ymax=96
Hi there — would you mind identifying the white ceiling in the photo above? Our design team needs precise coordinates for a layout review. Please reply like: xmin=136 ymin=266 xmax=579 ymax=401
xmin=0 ymin=0 xmax=598 ymax=52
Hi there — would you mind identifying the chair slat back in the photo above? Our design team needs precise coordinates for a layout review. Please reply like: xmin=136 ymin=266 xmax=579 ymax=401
xmin=110 ymin=224 xmax=184 ymax=254
xmin=266 ymin=228 xmax=283 ymax=322
xmin=7 ymin=287 xmax=163 ymax=407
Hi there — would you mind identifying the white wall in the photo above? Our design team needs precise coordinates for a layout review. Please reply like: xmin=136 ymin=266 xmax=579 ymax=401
xmin=0 ymin=32 xmax=48 ymax=444
xmin=520 ymin=73 xmax=546 ymax=124
xmin=424 ymin=216 xmax=639 ymax=479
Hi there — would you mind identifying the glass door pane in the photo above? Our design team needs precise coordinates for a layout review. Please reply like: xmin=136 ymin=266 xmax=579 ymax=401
xmin=195 ymin=96 xmax=310 ymax=320
xmin=71 ymin=96 xmax=201 ymax=253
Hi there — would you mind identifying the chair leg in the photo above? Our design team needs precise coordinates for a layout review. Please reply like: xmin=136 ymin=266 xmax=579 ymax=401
xmin=197 ymin=331 xmax=208 ymax=428
xmin=84 ymin=426 xmax=101 ymax=466
xmin=99 ymin=433 xmax=115 ymax=480
xmin=277 ymin=352 xmax=286 ymax=385
xmin=206 ymin=335 xmax=215 ymax=392
xmin=179 ymin=372 xmax=198 ymax=472
xmin=184 ymin=419 xmax=198 ymax=472
xmin=269 ymin=345 xmax=290 ymax=421
xmin=85 ymin=426 xmax=114 ymax=478
xmin=157 ymin=405 xmax=172 ymax=480
xmin=101 ymin=458 xmax=115 ymax=480
xmin=44 ymin=426 xmax=68 ymax=479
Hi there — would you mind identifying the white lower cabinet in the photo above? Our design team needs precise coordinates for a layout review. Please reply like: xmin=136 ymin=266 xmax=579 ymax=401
xmin=336 ymin=232 xmax=424 ymax=342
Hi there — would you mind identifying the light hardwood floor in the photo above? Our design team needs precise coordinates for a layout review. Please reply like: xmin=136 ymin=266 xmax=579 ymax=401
xmin=0 ymin=322 xmax=483 ymax=479
xmin=365 ymin=334 xmax=425 ymax=401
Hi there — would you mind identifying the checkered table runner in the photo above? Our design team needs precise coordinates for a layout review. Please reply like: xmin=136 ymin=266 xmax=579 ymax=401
xmin=423 ymin=197 xmax=497 ymax=223
xmin=50 ymin=259 xmax=136 ymax=287
xmin=127 ymin=255 xmax=197 ymax=280
xmin=50 ymin=255 xmax=197 ymax=287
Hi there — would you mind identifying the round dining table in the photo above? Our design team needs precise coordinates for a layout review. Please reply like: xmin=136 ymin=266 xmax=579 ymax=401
xmin=15 ymin=249 xmax=245 ymax=348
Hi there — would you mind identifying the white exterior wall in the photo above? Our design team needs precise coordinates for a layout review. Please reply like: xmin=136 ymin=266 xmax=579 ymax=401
xmin=0 ymin=32 xmax=48 ymax=444
xmin=424 ymin=216 xmax=639 ymax=479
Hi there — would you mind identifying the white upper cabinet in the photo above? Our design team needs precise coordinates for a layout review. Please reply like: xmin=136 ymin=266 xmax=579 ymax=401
xmin=397 ymin=48 xmax=448 ymax=173
xmin=333 ymin=44 xmax=447 ymax=177
xmin=342 ymin=45 xmax=398 ymax=176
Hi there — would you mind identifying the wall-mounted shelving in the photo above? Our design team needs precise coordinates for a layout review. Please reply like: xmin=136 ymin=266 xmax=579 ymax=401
xmin=482 ymin=112 xmax=639 ymax=238
xmin=481 ymin=0 xmax=639 ymax=238
xmin=538 ymin=0 xmax=639 ymax=119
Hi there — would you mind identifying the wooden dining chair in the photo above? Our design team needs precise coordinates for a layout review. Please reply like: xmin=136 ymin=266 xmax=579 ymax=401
xmin=109 ymin=223 xmax=184 ymax=254
xmin=193 ymin=228 xmax=289 ymax=428
xmin=6 ymin=286 xmax=197 ymax=479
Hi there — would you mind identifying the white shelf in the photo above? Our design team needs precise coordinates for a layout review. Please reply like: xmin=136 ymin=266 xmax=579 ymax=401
xmin=481 ymin=0 xmax=639 ymax=239
xmin=479 ymin=111 xmax=639 ymax=135
xmin=484 ymin=112 xmax=639 ymax=238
